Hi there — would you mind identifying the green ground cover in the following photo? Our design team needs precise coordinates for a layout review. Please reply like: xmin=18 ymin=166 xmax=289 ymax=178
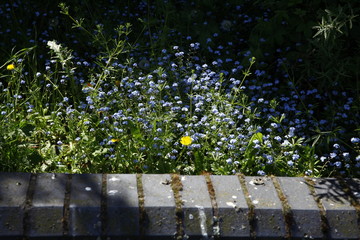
xmin=1 ymin=0 xmax=360 ymax=177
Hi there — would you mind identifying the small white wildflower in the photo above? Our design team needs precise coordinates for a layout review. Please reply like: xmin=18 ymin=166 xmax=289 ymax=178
xmin=47 ymin=40 xmax=61 ymax=53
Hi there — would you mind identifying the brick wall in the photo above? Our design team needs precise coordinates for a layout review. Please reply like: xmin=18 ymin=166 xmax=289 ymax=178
xmin=0 ymin=173 xmax=359 ymax=239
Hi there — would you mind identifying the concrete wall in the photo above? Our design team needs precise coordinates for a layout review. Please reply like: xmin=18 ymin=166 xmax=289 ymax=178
xmin=0 ymin=173 xmax=359 ymax=239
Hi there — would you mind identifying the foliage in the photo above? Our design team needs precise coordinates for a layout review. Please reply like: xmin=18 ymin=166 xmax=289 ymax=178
xmin=0 ymin=1 xmax=359 ymax=177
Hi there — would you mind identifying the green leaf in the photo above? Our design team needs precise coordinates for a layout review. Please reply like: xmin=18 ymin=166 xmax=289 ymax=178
xmin=250 ymin=132 xmax=263 ymax=144
xmin=92 ymin=148 xmax=108 ymax=157
xmin=244 ymin=132 xmax=263 ymax=159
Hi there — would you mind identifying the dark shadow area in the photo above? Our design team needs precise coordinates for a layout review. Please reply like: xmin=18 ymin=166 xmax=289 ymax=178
xmin=344 ymin=178 xmax=360 ymax=199
xmin=0 ymin=172 xmax=137 ymax=239
xmin=0 ymin=172 xmax=31 ymax=238
xmin=307 ymin=178 xmax=357 ymax=204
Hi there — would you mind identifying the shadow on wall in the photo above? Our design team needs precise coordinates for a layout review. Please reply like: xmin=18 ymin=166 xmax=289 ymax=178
xmin=308 ymin=178 xmax=359 ymax=204
xmin=0 ymin=172 xmax=137 ymax=239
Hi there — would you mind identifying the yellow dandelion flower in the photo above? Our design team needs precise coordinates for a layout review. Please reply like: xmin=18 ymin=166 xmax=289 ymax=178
xmin=180 ymin=136 xmax=192 ymax=146
xmin=7 ymin=64 xmax=15 ymax=70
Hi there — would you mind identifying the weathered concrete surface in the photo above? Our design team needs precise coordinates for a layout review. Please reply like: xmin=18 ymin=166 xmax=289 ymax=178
xmin=181 ymin=175 xmax=213 ymax=238
xmin=211 ymin=175 xmax=250 ymax=239
xmin=277 ymin=177 xmax=323 ymax=239
xmin=344 ymin=178 xmax=360 ymax=201
xmin=0 ymin=172 xmax=31 ymax=236
xmin=245 ymin=176 xmax=286 ymax=239
xmin=0 ymin=173 xmax=359 ymax=239
xmin=312 ymin=178 xmax=360 ymax=239
xmin=142 ymin=174 xmax=176 ymax=238
xmin=106 ymin=174 xmax=139 ymax=237
xmin=69 ymin=174 xmax=102 ymax=237
xmin=29 ymin=173 xmax=67 ymax=237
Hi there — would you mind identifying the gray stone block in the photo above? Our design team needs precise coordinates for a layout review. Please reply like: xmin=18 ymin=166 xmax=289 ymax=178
xmin=245 ymin=176 xmax=285 ymax=239
xmin=0 ymin=173 xmax=358 ymax=239
xmin=210 ymin=175 xmax=250 ymax=239
xmin=313 ymin=178 xmax=360 ymax=239
xmin=106 ymin=174 xmax=139 ymax=237
xmin=69 ymin=174 xmax=102 ymax=237
xmin=344 ymin=178 xmax=360 ymax=201
xmin=277 ymin=177 xmax=323 ymax=239
xmin=0 ymin=172 xmax=31 ymax=236
xmin=28 ymin=173 xmax=67 ymax=237
xmin=181 ymin=175 xmax=213 ymax=238
xmin=141 ymin=174 xmax=176 ymax=238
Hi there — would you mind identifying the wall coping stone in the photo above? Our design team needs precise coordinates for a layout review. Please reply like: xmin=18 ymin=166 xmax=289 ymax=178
xmin=0 ymin=173 xmax=359 ymax=239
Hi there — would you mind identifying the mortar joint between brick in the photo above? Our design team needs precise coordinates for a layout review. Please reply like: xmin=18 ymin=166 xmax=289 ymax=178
xmin=23 ymin=173 xmax=37 ymax=239
xmin=304 ymin=177 xmax=329 ymax=239
xmin=62 ymin=174 xmax=72 ymax=236
xmin=171 ymin=173 xmax=185 ymax=240
xmin=271 ymin=176 xmax=293 ymax=239
xmin=203 ymin=174 xmax=220 ymax=239
xmin=335 ymin=176 xmax=360 ymax=231
xmin=100 ymin=173 xmax=108 ymax=238
xmin=136 ymin=174 xmax=147 ymax=240
xmin=237 ymin=173 xmax=256 ymax=239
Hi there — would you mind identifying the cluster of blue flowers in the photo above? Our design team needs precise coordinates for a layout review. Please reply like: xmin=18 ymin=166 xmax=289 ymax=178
xmin=0 ymin=1 xmax=359 ymax=176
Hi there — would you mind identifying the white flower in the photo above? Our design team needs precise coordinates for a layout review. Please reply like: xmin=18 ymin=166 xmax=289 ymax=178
xmin=281 ymin=140 xmax=291 ymax=147
xmin=47 ymin=40 xmax=61 ymax=53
